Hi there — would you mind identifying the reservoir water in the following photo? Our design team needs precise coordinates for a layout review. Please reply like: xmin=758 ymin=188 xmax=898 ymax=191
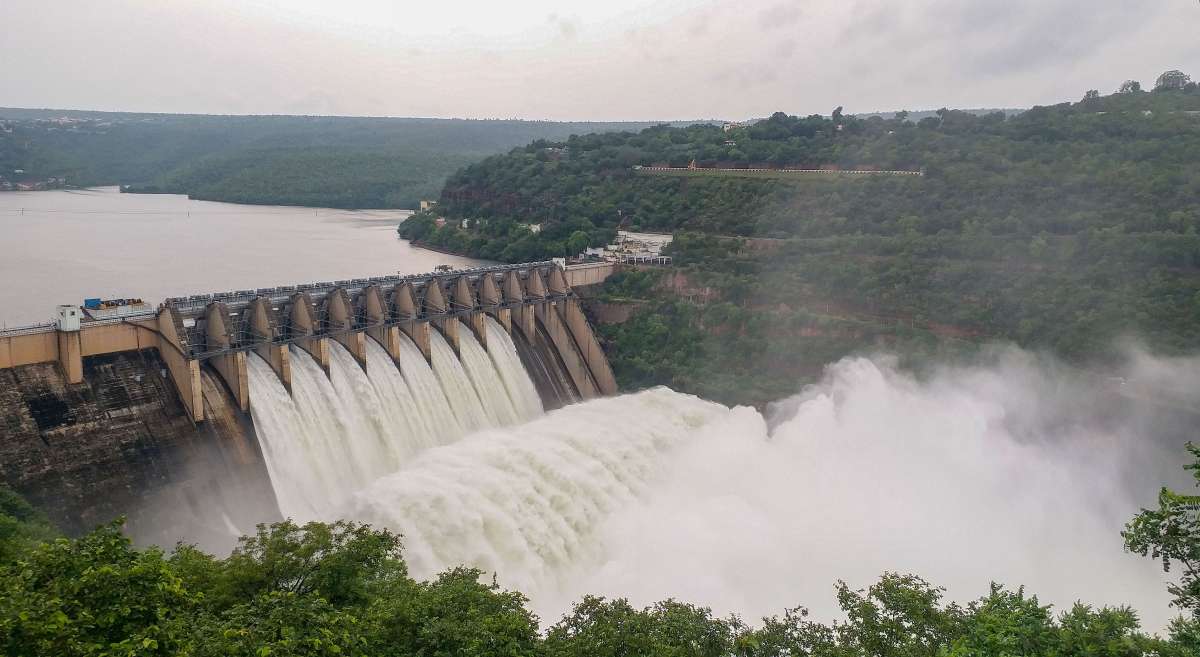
xmin=0 ymin=187 xmax=483 ymax=325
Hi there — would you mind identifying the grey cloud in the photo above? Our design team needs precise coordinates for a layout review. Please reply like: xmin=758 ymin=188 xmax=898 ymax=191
xmin=839 ymin=2 xmax=894 ymax=41
xmin=623 ymin=24 xmax=676 ymax=63
xmin=770 ymin=39 xmax=799 ymax=58
xmin=758 ymin=2 xmax=803 ymax=29
xmin=951 ymin=1 xmax=1147 ymax=78
xmin=0 ymin=0 xmax=1193 ymax=120
xmin=686 ymin=10 xmax=712 ymax=37
xmin=708 ymin=61 xmax=782 ymax=91
xmin=840 ymin=0 xmax=1151 ymax=80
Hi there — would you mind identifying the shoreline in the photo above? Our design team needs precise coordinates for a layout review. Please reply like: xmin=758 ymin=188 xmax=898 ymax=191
xmin=0 ymin=184 xmax=418 ymax=213
xmin=404 ymin=239 xmax=470 ymax=259
xmin=121 ymin=186 xmax=416 ymax=213
xmin=401 ymin=238 xmax=501 ymax=266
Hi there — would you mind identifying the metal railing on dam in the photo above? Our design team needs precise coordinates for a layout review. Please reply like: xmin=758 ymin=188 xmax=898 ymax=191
xmin=162 ymin=262 xmax=560 ymax=316
xmin=0 ymin=321 xmax=58 ymax=338
xmin=0 ymin=261 xmax=618 ymax=424
xmin=165 ymin=262 xmax=563 ymax=354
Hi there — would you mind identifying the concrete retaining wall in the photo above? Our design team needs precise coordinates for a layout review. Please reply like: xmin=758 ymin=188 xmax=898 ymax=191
xmin=0 ymin=330 xmax=59 ymax=369
xmin=563 ymin=262 xmax=617 ymax=287
xmin=0 ymin=350 xmax=277 ymax=549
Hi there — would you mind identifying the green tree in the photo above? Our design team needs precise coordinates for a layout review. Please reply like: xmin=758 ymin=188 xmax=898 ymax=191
xmin=834 ymin=573 xmax=965 ymax=657
xmin=1156 ymin=70 xmax=1192 ymax=92
xmin=1054 ymin=603 xmax=1150 ymax=657
xmin=0 ymin=485 xmax=55 ymax=564
xmin=545 ymin=596 xmax=657 ymax=657
xmin=946 ymin=585 xmax=1056 ymax=656
xmin=1118 ymin=80 xmax=1142 ymax=94
xmin=1124 ymin=443 xmax=1200 ymax=616
xmin=545 ymin=596 xmax=735 ymax=657
xmin=566 ymin=230 xmax=591 ymax=256
xmin=735 ymin=607 xmax=843 ymax=657
xmin=204 ymin=519 xmax=405 ymax=611
xmin=0 ymin=521 xmax=194 ymax=657
xmin=367 ymin=567 xmax=540 ymax=657
xmin=185 ymin=592 xmax=367 ymax=657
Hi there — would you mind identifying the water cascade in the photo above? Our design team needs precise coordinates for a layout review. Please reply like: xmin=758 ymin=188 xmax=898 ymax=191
xmin=248 ymin=351 xmax=356 ymax=520
xmin=511 ymin=324 xmax=578 ymax=409
xmin=457 ymin=328 xmax=521 ymax=425
xmin=428 ymin=329 xmax=492 ymax=431
xmin=345 ymin=354 xmax=1186 ymax=630
xmin=394 ymin=332 xmax=464 ymax=441
xmin=248 ymin=322 xmax=552 ymax=521
xmin=346 ymin=388 xmax=729 ymax=598
xmin=484 ymin=316 xmax=544 ymax=420
xmin=364 ymin=338 xmax=438 ymax=451
xmin=326 ymin=342 xmax=410 ymax=479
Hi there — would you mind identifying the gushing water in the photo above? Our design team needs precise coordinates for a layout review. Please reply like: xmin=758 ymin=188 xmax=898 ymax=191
xmin=345 ymin=352 xmax=1191 ymax=630
xmin=429 ymin=329 xmax=492 ymax=432
xmin=248 ymin=350 xmax=357 ymax=520
xmin=327 ymin=341 xmax=409 ymax=479
xmin=346 ymin=388 xmax=728 ymax=596
xmin=394 ymin=332 xmax=464 ymax=441
xmin=484 ymin=315 xmax=543 ymax=420
xmin=250 ymin=329 xmax=545 ymax=521
xmin=248 ymin=333 xmax=1193 ymax=631
xmin=458 ymin=328 xmax=521 ymax=425
xmin=364 ymin=338 xmax=438 ymax=451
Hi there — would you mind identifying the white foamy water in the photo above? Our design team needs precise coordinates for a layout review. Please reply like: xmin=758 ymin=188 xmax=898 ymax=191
xmin=327 ymin=341 xmax=409 ymax=480
xmin=484 ymin=315 xmax=543 ymax=420
xmin=346 ymin=388 xmax=728 ymax=596
xmin=248 ymin=351 xmax=334 ymax=520
xmin=345 ymin=352 xmax=1187 ymax=631
xmin=364 ymin=338 xmax=438 ymax=451
xmin=394 ymin=331 xmax=464 ymax=442
xmin=458 ymin=328 xmax=521 ymax=426
xmin=247 ymin=349 xmax=357 ymax=520
xmin=251 ymin=330 xmax=1189 ymax=632
xmin=429 ymin=329 xmax=492 ymax=432
xmin=249 ymin=325 xmax=548 ymax=522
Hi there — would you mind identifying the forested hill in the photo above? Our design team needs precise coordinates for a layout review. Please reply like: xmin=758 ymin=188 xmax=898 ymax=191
xmin=404 ymin=81 xmax=1200 ymax=405
xmin=0 ymin=110 xmax=701 ymax=208
xmin=427 ymin=84 xmax=1200 ymax=244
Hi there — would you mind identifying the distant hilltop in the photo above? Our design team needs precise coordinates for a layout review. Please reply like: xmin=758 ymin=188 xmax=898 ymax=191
xmin=0 ymin=110 xmax=717 ymax=210
xmin=854 ymin=108 xmax=1024 ymax=122
xmin=0 ymin=106 xmax=719 ymax=126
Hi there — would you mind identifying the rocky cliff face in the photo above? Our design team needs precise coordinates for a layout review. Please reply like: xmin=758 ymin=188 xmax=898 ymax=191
xmin=0 ymin=349 xmax=278 ymax=553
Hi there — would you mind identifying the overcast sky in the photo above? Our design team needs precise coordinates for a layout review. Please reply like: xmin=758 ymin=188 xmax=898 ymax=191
xmin=2 ymin=0 xmax=1197 ymax=120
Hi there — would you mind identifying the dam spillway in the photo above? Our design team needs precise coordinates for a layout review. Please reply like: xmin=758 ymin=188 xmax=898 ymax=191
xmin=250 ymin=327 xmax=542 ymax=521
xmin=0 ymin=261 xmax=617 ymax=548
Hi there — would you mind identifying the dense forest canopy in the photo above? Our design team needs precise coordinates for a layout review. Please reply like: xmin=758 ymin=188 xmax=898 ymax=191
xmin=397 ymin=82 xmax=1200 ymax=405
xmin=430 ymin=82 xmax=1200 ymax=239
xmin=0 ymin=110 xmax=696 ymax=208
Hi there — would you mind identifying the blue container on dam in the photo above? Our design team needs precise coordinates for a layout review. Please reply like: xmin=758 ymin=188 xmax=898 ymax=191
xmin=83 ymin=298 xmax=102 ymax=310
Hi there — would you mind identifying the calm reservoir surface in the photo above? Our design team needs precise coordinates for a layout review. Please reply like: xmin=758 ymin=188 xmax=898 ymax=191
xmin=0 ymin=187 xmax=483 ymax=325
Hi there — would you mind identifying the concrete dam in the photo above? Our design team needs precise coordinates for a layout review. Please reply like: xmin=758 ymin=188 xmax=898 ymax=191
xmin=0 ymin=261 xmax=617 ymax=549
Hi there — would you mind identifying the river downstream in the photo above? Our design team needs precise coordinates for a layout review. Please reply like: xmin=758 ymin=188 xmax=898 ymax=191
xmin=0 ymin=187 xmax=483 ymax=326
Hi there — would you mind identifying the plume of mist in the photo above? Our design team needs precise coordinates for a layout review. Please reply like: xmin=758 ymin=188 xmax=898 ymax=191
xmin=348 ymin=346 xmax=1198 ymax=632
